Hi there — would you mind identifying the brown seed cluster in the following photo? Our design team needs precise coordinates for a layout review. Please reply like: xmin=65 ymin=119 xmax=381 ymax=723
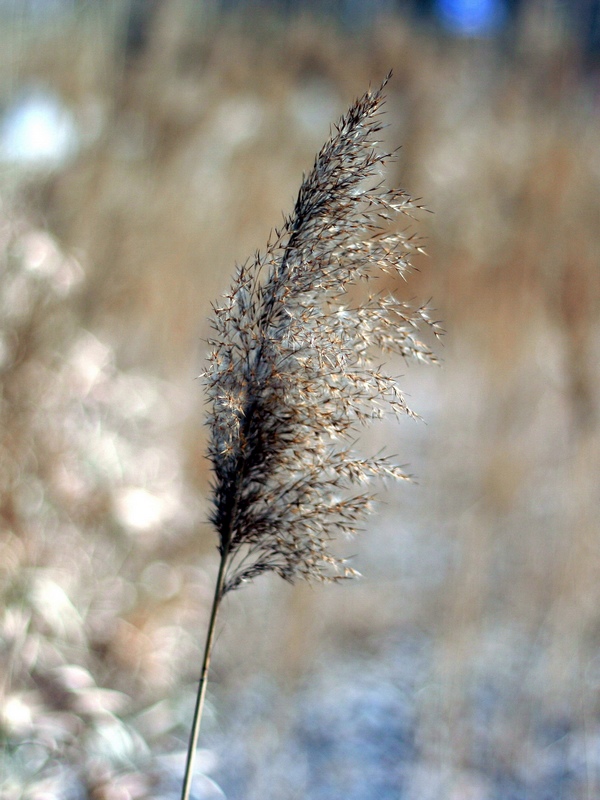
xmin=204 ymin=76 xmax=440 ymax=595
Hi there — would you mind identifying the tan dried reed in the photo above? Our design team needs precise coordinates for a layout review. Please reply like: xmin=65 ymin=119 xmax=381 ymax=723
xmin=181 ymin=74 xmax=439 ymax=800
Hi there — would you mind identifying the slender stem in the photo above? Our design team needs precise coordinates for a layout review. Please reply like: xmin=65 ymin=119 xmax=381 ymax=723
xmin=180 ymin=552 xmax=228 ymax=800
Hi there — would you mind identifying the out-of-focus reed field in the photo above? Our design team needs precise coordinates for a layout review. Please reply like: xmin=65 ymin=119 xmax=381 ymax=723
xmin=1 ymin=2 xmax=599 ymax=798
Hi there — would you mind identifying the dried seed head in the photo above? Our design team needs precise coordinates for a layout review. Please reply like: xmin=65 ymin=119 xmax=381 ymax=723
xmin=203 ymin=75 xmax=440 ymax=595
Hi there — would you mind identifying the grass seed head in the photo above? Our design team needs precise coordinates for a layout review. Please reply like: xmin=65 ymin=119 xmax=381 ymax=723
xmin=204 ymin=75 xmax=440 ymax=595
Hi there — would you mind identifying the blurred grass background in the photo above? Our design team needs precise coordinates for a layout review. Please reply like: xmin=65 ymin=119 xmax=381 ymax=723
xmin=1 ymin=1 xmax=599 ymax=798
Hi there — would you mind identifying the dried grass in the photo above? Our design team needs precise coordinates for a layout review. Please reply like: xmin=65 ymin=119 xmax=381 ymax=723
xmin=1 ymin=3 xmax=599 ymax=797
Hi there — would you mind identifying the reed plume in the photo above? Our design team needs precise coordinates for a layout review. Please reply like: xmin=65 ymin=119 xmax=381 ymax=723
xmin=181 ymin=74 xmax=439 ymax=800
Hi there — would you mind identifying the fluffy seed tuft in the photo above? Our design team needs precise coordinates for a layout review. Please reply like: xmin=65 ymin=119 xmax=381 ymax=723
xmin=203 ymin=75 xmax=440 ymax=595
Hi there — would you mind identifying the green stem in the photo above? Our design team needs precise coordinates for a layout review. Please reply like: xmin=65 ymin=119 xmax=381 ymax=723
xmin=180 ymin=551 xmax=228 ymax=800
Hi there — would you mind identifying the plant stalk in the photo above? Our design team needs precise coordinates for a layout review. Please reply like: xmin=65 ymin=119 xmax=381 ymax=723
xmin=180 ymin=551 xmax=228 ymax=800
